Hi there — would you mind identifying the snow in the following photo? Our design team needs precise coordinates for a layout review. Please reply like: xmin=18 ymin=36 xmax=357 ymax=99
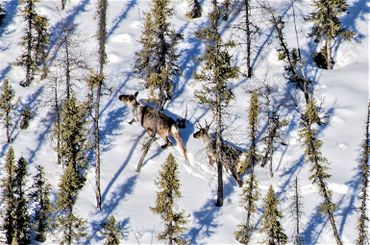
xmin=0 ymin=0 xmax=368 ymax=244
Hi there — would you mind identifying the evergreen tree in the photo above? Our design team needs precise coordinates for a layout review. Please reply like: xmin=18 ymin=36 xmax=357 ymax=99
xmin=0 ymin=79 xmax=16 ymax=143
xmin=29 ymin=165 xmax=52 ymax=242
xmin=101 ymin=216 xmax=122 ymax=245
xmin=18 ymin=0 xmax=49 ymax=87
xmin=235 ymin=172 xmax=259 ymax=244
xmin=58 ymin=96 xmax=88 ymax=185
xmin=151 ymin=154 xmax=188 ymax=244
xmin=194 ymin=0 xmax=239 ymax=207
xmin=134 ymin=0 xmax=181 ymax=106
xmin=307 ymin=0 xmax=353 ymax=69
xmin=300 ymin=99 xmax=342 ymax=245
xmin=56 ymin=163 xmax=87 ymax=244
xmin=291 ymin=176 xmax=303 ymax=245
xmin=20 ymin=105 xmax=32 ymax=130
xmin=0 ymin=147 xmax=17 ymax=244
xmin=260 ymin=185 xmax=288 ymax=245
xmin=356 ymin=101 xmax=369 ymax=245
xmin=240 ymin=91 xmax=259 ymax=173
xmin=186 ymin=0 xmax=202 ymax=19
xmin=55 ymin=96 xmax=88 ymax=244
xmin=13 ymin=157 xmax=30 ymax=244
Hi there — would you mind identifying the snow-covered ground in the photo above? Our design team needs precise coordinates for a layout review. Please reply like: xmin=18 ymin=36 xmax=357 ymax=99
xmin=0 ymin=0 xmax=368 ymax=244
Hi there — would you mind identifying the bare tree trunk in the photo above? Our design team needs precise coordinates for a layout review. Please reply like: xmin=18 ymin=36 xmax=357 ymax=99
xmin=244 ymin=0 xmax=252 ymax=78
xmin=61 ymin=0 xmax=66 ymax=10
xmin=6 ymin=111 xmax=10 ymax=143
xmin=293 ymin=176 xmax=301 ymax=245
xmin=94 ymin=0 xmax=107 ymax=210
xmin=215 ymin=102 xmax=223 ymax=207
xmin=326 ymin=38 xmax=333 ymax=69
xmin=23 ymin=1 xmax=33 ymax=87
xmin=291 ymin=0 xmax=301 ymax=60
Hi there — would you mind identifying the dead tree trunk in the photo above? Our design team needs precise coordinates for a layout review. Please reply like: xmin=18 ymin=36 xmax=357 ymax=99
xmin=244 ymin=0 xmax=252 ymax=78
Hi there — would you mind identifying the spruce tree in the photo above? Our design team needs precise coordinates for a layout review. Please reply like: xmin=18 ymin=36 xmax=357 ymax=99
xmin=55 ymin=96 xmax=88 ymax=244
xmin=260 ymin=185 xmax=288 ymax=245
xmin=300 ymin=99 xmax=342 ymax=245
xmin=56 ymin=163 xmax=87 ymax=244
xmin=135 ymin=0 xmax=181 ymax=106
xmin=151 ymin=154 xmax=188 ymax=244
xmin=0 ymin=147 xmax=17 ymax=244
xmin=13 ymin=157 xmax=30 ymax=244
xmin=0 ymin=79 xmax=16 ymax=143
xmin=240 ymin=91 xmax=259 ymax=173
xmin=291 ymin=176 xmax=303 ymax=245
xmin=18 ymin=0 xmax=49 ymax=87
xmin=29 ymin=165 xmax=52 ymax=242
xmin=356 ymin=101 xmax=369 ymax=245
xmin=58 ymin=96 xmax=88 ymax=185
xmin=20 ymin=105 xmax=32 ymax=130
xmin=235 ymin=172 xmax=259 ymax=244
xmin=186 ymin=0 xmax=202 ymax=19
xmin=101 ymin=216 xmax=122 ymax=245
xmin=194 ymin=0 xmax=239 ymax=207
xmin=307 ymin=0 xmax=353 ymax=69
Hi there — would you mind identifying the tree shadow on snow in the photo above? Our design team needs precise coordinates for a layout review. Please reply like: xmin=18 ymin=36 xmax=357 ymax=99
xmin=102 ymin=130 xmax=145 ymax=204
xmin=100 ymin=106 xmax=129 ymax=152
xmin=46 ymin=0 xmax=92 ymax=67
xmin=87 ymin=175 xmax=137 ymax=243
xmin=186 ymin=179 xmax=237 ymax=244
xmin=106 ymin=0 xmax=137 ymax=39
xmin=0 ymin=0 xmax=19 ymax=38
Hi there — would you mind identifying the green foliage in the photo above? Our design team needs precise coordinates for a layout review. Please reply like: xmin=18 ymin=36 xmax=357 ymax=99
xmin=18 ymin=0 xmax=50 ymax=86
xmin=0 ymin=79 xmax=16 ymax=143
xmin=260 ymin=186 xmax=288 ymax=245
xmin=134 ymin=0 xmax=181 ymax=104
xmin=307 ymin=0 xmax=353 ymax=42
xmin=56 ymin=209 xmax=87 ymax=245
xmin=235 ymin=172 xmax=259 ymax=244
xmin=1 ymin=147 xmax=17 ymax=244
xmin=151 ymin=154 xmax=188 ymax=244
xmin=56 ymin=163 xmax=87 ymax=244
xmin=240 ymin=92 xmax=260 ymax=173
xmin=59 ymin=96 xmax=89 ymax=184
xmin=193 ymin=0 xmax=239 ymax=125
xmin=14 ymin=157 xmax=31 ymax=244
xmin=20 ymin=106 xmax=32 ymax=130
xmin=101 ymin=216 xmax=122 ymax=245
xmin=186 ymin=0 xmax=202 ymax=19
xmin=29 ymin=165 xmax=52 ymax=242
xmin=299 ymin=100 xmax=334 ymax=211
xmin=307 ymin=0 xmax=354 ymax=69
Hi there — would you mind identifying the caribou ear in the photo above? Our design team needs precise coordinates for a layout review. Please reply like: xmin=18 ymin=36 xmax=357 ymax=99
xmin=134 ymin=91 xmax=139 ymax=98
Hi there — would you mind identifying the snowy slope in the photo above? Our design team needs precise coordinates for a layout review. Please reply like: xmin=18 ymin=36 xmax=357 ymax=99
xmin=0 ymin=0 xmax=368 ymax=244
